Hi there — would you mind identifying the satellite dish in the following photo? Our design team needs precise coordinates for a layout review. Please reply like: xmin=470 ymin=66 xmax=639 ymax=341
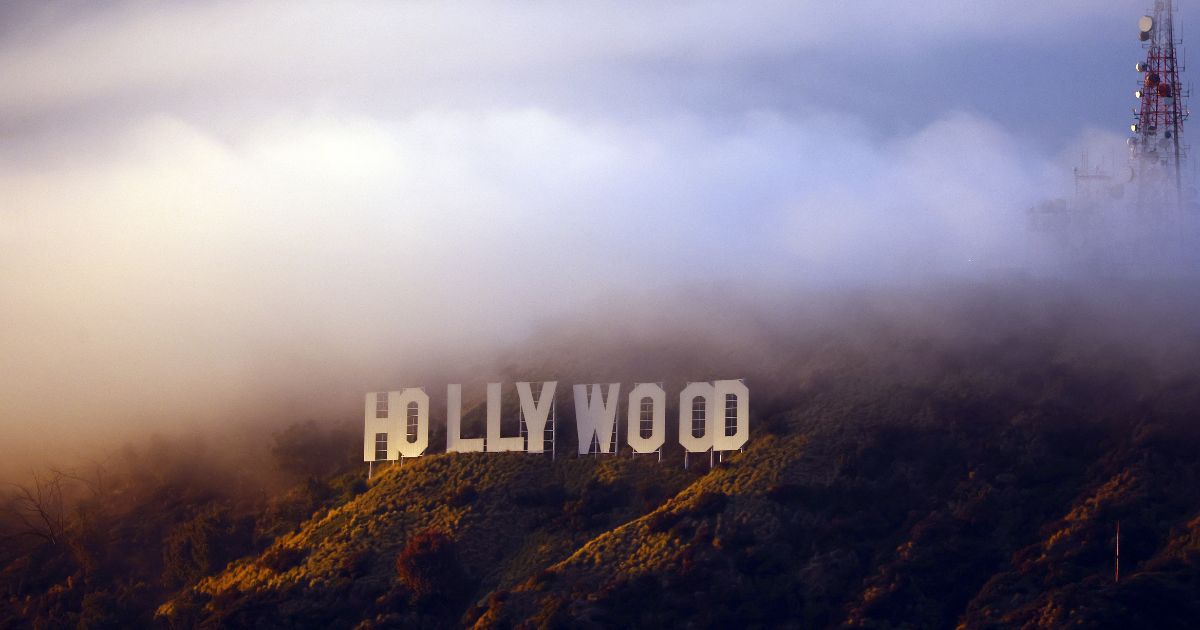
xmin=1140 ymin=30 xmax=1151 ymax=41
xmin=1136 ymin=62 xmax=1149 ymax=72
xmin=1140 ymin=16 xmax=1154 ymax=33
xmin=1136 ymin=90 xmax=1143 ymax=99
xmin=1121 ymin=165 xmax=1135 ymax=182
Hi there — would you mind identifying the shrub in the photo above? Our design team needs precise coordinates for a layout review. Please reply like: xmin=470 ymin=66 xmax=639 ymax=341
xmin=766 ymin=483 xmax=807 ymax=504
xmin=691 ymin=492 xmax=728 ymax=517
xmin=394 ymin=529 xmax=471 ymax=609
xmin=647 ymin=510 xmax=683 ymax=534
xmin=162 ymin=504 xmax=254 ymax=586
xmin=448 ymin=486 xmax=478 ymax=507
xmin=259 ymin=545 xmax=306 ymax=573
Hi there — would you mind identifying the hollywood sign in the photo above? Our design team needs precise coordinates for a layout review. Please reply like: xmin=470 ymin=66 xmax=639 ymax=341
xmin=363 ymin=380 xmax=748 ymax=462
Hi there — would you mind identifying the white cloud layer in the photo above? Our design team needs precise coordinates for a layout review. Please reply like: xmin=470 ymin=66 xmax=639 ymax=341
xmin=0 ymin=106 xmax=1054 ymax=457
xmin=0 ymin=1 xmax=1159 ymax=468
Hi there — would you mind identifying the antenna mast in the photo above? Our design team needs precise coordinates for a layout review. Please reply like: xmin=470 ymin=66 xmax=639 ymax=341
xmin=1026 ymin=0 xmax=1197 ymax=273
xmin=1131 ymin=0 xmax=1190 ymax=216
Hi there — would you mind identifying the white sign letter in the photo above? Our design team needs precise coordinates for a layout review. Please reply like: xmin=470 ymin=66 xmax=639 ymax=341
xmin=364 ymin=391 xmax=389 ymax=462
xmin=394 ymin=388 xmax=430 ymax=458
xmin=626 ymin=383 xmax=666 ymax=454
xmin=516 ymin=381 xmax=557 ymax=453
xmin=446 ymin=384 xmax=484 ymax=453
xmin=678 ymin=381 xmax=715 ymax=453
xmin=487 ymin=382 xmax=524 ymax=452
xmin=573 ymin=383 xmax=621 ymax=454
xmin=364 ymin=389 xmax=429 ymax=461
xmin=712 ymin=379 xmax=749 ymax=452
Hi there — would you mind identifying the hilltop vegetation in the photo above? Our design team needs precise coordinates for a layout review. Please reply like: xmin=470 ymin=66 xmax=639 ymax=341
xmin=3 ymin=282 xmax=1200 ymax=628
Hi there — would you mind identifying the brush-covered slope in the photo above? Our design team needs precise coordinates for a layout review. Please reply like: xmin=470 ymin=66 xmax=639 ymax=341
xmin=158 ymin=450 xmax=697 ymax=627
xmin=172 ymin=283 xmax=1200 ymax=628
xmin=480 ymin=370 xmax=1200 ymax=628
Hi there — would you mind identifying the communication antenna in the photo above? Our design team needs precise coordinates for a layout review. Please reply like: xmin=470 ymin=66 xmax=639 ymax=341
xmin=1130 ymin=0 xmax=1190 ymax=215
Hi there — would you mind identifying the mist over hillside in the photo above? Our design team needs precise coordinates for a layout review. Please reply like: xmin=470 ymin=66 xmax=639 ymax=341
xmin=436 ymin=277 xmax=1200 ymax=434
xmin=0 ymin=1 xmax=1164 ymax=475
xmin=8 ymin=275 xmax=1200 ymax=481
xmin=3 ymin=276 xmax=1200 ymax=627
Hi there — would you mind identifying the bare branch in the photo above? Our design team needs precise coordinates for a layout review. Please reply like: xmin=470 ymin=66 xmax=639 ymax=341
xmin=3 ymin=469 xmax=68 ymax=546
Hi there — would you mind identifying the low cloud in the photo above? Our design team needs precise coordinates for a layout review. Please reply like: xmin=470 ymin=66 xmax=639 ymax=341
xmin=0 ymin=105 xmax=1059 ymax=468
xmin=0 ymin=0 xmax=1158 ymax=473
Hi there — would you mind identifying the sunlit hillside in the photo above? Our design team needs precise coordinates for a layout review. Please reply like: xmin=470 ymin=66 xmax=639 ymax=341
xmin=4 ymin=284 xmax=1197 ymax=628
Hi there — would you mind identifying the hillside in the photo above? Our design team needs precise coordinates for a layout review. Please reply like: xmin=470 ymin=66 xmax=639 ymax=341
xmin=159 ymin=451 xmax=697 ymax=627
xmin=4 ymin=282 xmax=1200 ymax=628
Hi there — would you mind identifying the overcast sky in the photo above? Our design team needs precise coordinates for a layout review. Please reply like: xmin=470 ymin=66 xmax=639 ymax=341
xmin=0 ymin=1 xmax=1183 ymax=466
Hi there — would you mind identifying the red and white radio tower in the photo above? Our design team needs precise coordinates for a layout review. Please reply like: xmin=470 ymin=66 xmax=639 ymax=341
xmin=1028 ymin=1 xmax=1198 ymax=273
xmin=1130 ymin=0 xmax=1190 ymax=215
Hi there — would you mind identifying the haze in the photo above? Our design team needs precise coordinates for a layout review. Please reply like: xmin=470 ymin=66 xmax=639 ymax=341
xmin=0 ymin=1 xmax=1186 ymax=474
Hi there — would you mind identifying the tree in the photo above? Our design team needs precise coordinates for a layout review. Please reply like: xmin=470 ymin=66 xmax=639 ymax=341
xmin=270 ymin=420 xmax=355 ymax=478
xmin=3 ymin=470 xmax=67 ymax=545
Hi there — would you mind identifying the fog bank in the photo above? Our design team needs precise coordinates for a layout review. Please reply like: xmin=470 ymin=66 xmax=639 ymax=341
xmin=0 ymin=1 xmax=1190 ymax=475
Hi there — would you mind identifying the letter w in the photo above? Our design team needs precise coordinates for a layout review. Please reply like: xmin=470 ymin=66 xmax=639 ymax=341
xmin=572 ymin=383 xmax=620 ymax=455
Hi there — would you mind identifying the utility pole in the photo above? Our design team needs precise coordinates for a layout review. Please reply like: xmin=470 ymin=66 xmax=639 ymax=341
xmin=1115 ymin=520 xmax=1121 ymax=583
